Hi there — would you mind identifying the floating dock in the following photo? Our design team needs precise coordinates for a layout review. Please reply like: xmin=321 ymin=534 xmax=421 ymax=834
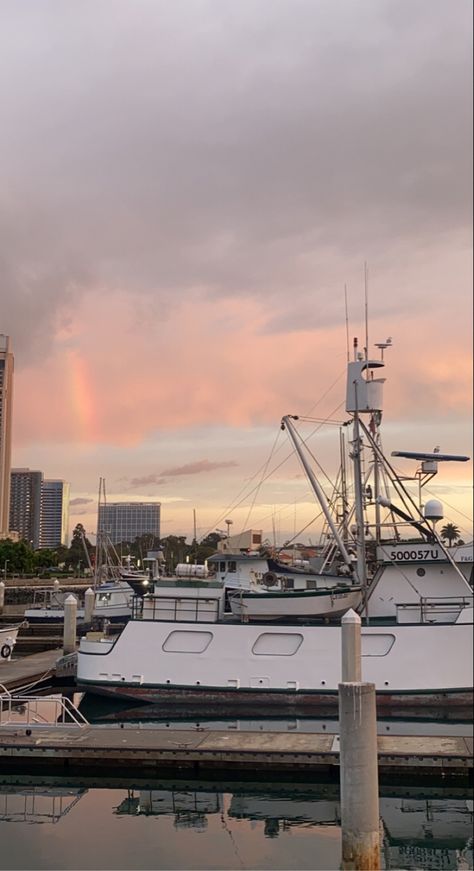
xmin=0 ymin=725 xmax=471 ymax=779
xmin=0 ymin=649 xmax=62 ymax=692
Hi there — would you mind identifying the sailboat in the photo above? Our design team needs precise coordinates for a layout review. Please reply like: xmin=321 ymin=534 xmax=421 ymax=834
xmin=76 ymin=338 xmax=473 ymax=711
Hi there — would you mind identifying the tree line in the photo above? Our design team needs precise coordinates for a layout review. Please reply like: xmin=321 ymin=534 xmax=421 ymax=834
xmin=0 ymin=524 xmax=224 ymax=577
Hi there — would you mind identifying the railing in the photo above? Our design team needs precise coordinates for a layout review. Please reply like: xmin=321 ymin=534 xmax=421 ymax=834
xmin=134 ymin=595 xmax=220 ymax=623
xmin=0 ymin=690 xmax=89 ymax=728
xmin=396 ymin=595 xmax=473 ymax=624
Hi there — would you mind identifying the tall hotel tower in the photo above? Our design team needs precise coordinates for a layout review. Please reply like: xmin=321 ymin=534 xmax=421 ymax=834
xmin=0 ymin=335 xmax=14 ymax=537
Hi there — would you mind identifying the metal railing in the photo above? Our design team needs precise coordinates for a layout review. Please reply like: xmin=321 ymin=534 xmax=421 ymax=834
xmin=396 ymin=595 xmax=473 ymax=624
xmin=0 ymin=690 xmax=89 ymax=728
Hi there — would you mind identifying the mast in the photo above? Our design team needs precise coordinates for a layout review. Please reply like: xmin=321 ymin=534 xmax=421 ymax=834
xmin=345 ymin=337 xmax=387 ymax=619
xmin=282 ymin=415 xmax=354 ymax=573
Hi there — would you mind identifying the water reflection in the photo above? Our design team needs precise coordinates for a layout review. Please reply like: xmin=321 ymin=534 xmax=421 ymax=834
xmin=0 ymin=774 xmax=471 ymax=870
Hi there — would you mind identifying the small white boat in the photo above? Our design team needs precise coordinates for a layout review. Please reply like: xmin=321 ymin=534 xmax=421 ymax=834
xmin=0 ymin=623 xmax=24 ymax=662
xmin=24 ymin=590 xmax=85 ymax=623
xmin=228 ymin=584 xmax=362 ymax=621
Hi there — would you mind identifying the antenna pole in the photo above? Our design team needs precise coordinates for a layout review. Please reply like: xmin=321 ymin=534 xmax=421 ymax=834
xmin=364 ymin=262 xmax=369 ymax=361
xmin=344 ymin=284 xmax=350 ymax=363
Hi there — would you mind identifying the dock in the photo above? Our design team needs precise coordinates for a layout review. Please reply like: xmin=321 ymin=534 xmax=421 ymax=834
xmin=0 ymin=725 xmax=471 ymax=780
xmin=0 ymin=649 xmax=62 ymax=692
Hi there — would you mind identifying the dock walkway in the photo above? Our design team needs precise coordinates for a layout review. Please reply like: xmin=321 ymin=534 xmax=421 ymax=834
xmin=0 ymin=649 xmax=61 ymax=692
xmin=0 ymin=725 xmax=471 ymax=778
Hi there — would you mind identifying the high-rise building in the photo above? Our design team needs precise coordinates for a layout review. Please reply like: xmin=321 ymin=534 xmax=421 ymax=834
xmin=40 ymin=480 xmax=70 ymax=548
xmin=0 ymin=335 xmax=14 ymax=537
xmin=98 ymin=502 xmax=161 ymax=544
xmin=9 ymin=468 xmax=43 ymax=548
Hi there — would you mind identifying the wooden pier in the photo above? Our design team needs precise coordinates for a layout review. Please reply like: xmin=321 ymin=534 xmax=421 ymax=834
xmin=0 ymin=725 xmax=471 ymax=779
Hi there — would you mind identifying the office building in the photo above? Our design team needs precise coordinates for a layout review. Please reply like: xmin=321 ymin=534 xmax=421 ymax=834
xmin=40 ymin=479 xmax=70 ymax=548
xmin=0 ymin=335 xmax=14 ymax=537
xmin=9 ymin=468 xmax=43 ymax=548
xmin=98 ymin=502 xmax=161 ymax=544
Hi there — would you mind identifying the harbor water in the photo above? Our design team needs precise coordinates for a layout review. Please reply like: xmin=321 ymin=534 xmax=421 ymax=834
xmin=0 ymin=694 xmax=472 ymax=871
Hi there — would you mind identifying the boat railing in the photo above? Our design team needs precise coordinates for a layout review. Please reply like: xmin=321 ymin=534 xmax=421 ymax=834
xmin=134 ymin=594 xmax=221 ymax=623
xmin=0 ymin=692 xmax=89 ymax=728
xmin=396 ymin=595 xmax=473 ymax=624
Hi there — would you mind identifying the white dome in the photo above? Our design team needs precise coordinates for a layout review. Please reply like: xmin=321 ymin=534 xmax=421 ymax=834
xmin=424 ymin=499 xmax=444 ymax=521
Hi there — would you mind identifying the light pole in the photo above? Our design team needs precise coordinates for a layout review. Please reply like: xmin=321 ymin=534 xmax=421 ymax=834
xmin=3 ymin=560 xmax=8 ymax=580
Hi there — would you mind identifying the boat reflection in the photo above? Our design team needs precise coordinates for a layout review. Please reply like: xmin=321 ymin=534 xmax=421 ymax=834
xmin=112 ymin=781 xmax=473 ymax=869
xmin=78 ymin=692 xmax=473 ymax=737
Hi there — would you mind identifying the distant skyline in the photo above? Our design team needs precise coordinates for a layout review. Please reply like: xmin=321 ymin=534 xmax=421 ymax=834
xmin=1 ymin=0 xmax=472 ymax=544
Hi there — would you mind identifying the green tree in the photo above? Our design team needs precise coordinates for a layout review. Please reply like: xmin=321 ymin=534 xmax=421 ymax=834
xmin=440 ymin=523 xmax=461 ymax=547
xmin=0 ymin=539 xmax=35 ymax=575
xmin=65 ymin=523 xmax=94 ymax=573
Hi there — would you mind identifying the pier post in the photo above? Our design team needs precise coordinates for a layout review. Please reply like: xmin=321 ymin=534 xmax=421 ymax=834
xmin=63 ymin=594 xmax=78 ymax=654
xmin=341 ymin=609 xmax=361 ymax=682
xmin=339 ymin=611 xmax=380 ymax=869
xmin=53 ymin=578 xmax=60 ymax=594
xmin=84 ymin=587 xmax=95 ymax=624
xmin=0 ymin=580 xmax=4 ymax=613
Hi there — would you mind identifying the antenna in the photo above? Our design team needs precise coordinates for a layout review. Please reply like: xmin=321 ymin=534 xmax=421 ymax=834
xmin=364 ymin=261 xmax=369 ymax=361
xmin=344 ymin=284 xmax=350 ymax=363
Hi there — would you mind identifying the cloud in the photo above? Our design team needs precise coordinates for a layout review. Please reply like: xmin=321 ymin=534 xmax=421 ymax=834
xmin=70 ymin=497 xmax=94 ymax=506
xmin=0 ymin=0 xmax=471 ymax=364
xmin=129 ymin=460 xmax=239 ymax=488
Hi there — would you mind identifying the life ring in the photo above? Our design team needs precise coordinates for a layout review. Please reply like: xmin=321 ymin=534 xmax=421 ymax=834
xmin=0 ymin=643 xmax=12 ymax=659
xmin=263 ymin=571 xmax=278 ymax=587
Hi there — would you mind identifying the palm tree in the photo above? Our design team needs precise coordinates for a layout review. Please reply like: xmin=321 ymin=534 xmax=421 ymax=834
xmin=440 ymin=523 xmax=461 ymax=547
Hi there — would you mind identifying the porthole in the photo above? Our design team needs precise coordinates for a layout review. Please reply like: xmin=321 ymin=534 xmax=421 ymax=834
xmin=416 ymin=567 xmax=426 ymax=577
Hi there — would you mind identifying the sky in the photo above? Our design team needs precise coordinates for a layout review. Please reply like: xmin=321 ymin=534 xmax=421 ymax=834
xmin=1 ymin=0 xmax=472 ymax=545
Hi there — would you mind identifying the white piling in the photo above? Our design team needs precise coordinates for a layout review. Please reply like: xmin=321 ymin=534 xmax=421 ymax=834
xmin=341 ymin=609 xmax=361 ymax=682
xmin=0 ymin=581 xmax=4 ymax=612
xmin=63 ymin=594 xmax=78 ymax=654
xmin=339 ymin=611 xmax=380 ymax=870
xmin=84 ymin=587 xmax=95 ymax=624
xmin=53 ymin=578 xmax=60 ymax=593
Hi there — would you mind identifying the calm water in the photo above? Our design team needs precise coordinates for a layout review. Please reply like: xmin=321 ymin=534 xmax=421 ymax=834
xmin=0 ymin=774 xmax=472 ymax=870
xmin=0 ymin=694 xmax=472 ymax=870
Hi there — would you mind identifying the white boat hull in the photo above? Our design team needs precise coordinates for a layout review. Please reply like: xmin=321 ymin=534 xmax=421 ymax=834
xmin=0 ymin=624 xmax=23 ymax=661
xmin=229 ymin=587 xmax=362 ymax=620
xmin=77 ymin=610 xmax=473 ymax=710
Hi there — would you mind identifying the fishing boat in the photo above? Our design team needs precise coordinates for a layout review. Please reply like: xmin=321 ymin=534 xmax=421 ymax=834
xmin=0 ymin=623 xmax=24 ymax=662
xmin=76 ymin=338 xmax=473 ymax=711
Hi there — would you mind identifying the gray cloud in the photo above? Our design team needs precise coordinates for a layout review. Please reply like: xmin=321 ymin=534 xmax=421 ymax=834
xmin=129 ymin=459 xmax=238 ymax=488
xmin=0 ymin=0 xmax=471 ymax=357
xmin=69 ymin=497 xmax=95 ymax=506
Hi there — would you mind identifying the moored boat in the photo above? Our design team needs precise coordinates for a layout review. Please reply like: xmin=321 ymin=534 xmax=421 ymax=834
xmin=0 ymin=623 xmax=24 ymax=662
xmin=76 ymin=337 xmax=473 ymax=712
xmin=228 ymin=583 xmax=362 ymax=621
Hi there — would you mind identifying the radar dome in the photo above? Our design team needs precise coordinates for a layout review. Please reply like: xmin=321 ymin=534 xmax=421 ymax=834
xmin=424 ymin=499 xmax=444 ymax=522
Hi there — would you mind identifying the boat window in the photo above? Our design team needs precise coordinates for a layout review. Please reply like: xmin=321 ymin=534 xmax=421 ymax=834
xmin=219 ymin=562 xmax=226 ymax=573
xmin=282 ymin=579 xmax=294 ymax=590
xmin=252 ymin=633 xmax=303 ymax=656
xmin=228 ymin=561 xmax=237 ymax=573
xmin=306 ymin=580 xmax=317 ymax=589
xmin=162 ymin=630 xmax=213 ymax=654
xmin=361 ymin=634 xmax=396 ymax=656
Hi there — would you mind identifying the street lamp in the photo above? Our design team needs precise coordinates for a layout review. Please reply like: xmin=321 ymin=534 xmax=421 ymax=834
xmin=3 ymin=560 xmax=8 ymax=579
